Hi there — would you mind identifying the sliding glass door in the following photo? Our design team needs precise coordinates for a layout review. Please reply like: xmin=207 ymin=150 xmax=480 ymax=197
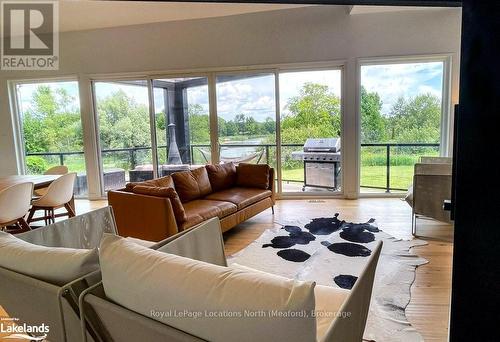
xmin=89 ymin=67 xmax=345 ymax=197
xmin=215 ymin=73 xmax=277 ymax=170
xmin=278 ymin=69 xmax=342 ymax=194
xmin=93 ymin=80 xmax=153 ymax=191
xmin=152 ymin=77 xmax=212 ymax=170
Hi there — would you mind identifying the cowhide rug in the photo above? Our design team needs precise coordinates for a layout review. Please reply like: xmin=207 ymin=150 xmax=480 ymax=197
xmin=228 ymin=213 xmax=428 ymax=342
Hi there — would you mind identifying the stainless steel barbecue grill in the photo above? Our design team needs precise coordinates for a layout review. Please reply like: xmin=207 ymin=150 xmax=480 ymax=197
xmin=291 ymin=138 xmax=341 ymax=191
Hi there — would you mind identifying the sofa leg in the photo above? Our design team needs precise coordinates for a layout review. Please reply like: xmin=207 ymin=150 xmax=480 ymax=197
xmin=271 ymin=206 xmax=274 ymax=215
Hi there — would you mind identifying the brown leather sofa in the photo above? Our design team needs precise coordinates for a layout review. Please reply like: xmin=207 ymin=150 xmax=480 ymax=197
xmin=108 ymin=163 xmax=275 ymax=241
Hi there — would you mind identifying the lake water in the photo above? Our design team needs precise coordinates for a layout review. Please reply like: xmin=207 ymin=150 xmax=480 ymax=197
xmin=220 ymin=137 xmax=266 ymax=158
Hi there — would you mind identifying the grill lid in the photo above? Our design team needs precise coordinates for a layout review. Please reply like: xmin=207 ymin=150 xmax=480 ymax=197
xmin=303 ymin=138 xmax=341 ymax=152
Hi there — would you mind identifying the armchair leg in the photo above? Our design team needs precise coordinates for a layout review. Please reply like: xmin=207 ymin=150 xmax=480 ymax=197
xmin=17 ymin=218 xmax=31 ymax=232
xmin=50 ymin=209 xmax=56 ymax=224
xmin=271 ymin=206 xmax=274 ymax=215
xmin=64 ymin=202 xmax=76 ymax=217
xmin=26 ymin=207 xmax=37 ymax=224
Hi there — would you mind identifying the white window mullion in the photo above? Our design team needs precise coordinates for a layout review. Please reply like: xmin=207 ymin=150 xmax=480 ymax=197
xmin=147 ymin=79 xmax=159 ymax=178
xmin=208 ymin=73 xmax=219 ymax=164
xmin=79 ymin=76 xmax=103 ymax=199
xmin=274 ymin=70 xmax=283 ymax=196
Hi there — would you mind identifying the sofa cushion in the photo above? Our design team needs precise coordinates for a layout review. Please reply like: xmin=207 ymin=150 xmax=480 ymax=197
xmin=205 ymin=162 xmax=237 ymax=192
xmin=230 ymin=263 xmax=348 ymax=341
xmin=205 ymin=187 xmax=272 ymax=210
xmin=236 ymin=163 xmax=270 ymax=189
xmin=99 ymin=234 xmax=317 ymax=342
xmin=314 ymin=285 xmax=350 ymax=340
xmin=126 ymin=175 xmax=175 ymax=191
xmin=131 ymin=185 xmax=172 ymax=197
xmin=182 ymin=200 xmax=237 ymax=229
xmin=132 ymin=186 xmax=187 ymax=224
xmin=172 ymin=168 xmax=212 ymax=203
xmin=0 ymin=231 xmax=99 ymax=286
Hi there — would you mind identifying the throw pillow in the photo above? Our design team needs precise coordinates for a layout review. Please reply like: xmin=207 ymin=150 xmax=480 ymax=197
xmin=236 ymin=163 xmax=270 ymax=189
xmin=205 ymin=162 xmax=237 ymax=192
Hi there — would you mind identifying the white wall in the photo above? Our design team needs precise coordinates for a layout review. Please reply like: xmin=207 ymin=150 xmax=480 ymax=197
xmin=0 ymin=5 xmax=461 ymax=198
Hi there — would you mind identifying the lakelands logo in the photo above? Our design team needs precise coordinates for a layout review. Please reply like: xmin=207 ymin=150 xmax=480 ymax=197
xmin=0 ymin=317 xmax=49 ymax=341
xmin=1 ymin=0 xmax=59 ymax=70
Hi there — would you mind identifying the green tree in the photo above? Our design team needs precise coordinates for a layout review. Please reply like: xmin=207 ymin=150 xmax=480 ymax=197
xmin=360 ymin=86 xmax=385 ymax=143
xmin=234 ymin=114 xmax=246 ymax=135
xmin=245 ymin=116 xmax=259 ymax=135
xmin=188 ymin=104 xmax=210 ymax=144
xmin=387 ymin=93 xmax=441 ymax=143
xmin=97 ymin=90 xmax=151 ymax=149
xmin=22 ymin=85 xmax=82 ymax=153
xmin=263 ymin=117 xmax=276 ymax=135
xmin=281 ymin=83 xmax=341 ymax=143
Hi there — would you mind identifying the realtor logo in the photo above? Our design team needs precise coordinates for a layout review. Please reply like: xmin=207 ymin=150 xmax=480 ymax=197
xmin=1 ymin=0 xmax=59 ymax=70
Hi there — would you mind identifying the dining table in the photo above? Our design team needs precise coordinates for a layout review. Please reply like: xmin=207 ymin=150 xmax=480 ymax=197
xmin=0 ymin=174 xmax=76 ymax=212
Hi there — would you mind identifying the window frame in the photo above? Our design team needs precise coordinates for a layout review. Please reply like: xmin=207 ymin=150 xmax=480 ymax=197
xmin=8 ymin=76 xmax=83 ymax=175
xmin=276 ymin=65 xmax=346 ymax=197
xmin=356 ymin=54 xmax=454 ymax=197
xmin=7 ymin=56 xmax=452 ymax=199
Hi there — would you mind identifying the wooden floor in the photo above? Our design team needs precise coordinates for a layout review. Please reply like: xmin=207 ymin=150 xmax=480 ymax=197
xmin=75 ymin=198 xmax=455 ymax=341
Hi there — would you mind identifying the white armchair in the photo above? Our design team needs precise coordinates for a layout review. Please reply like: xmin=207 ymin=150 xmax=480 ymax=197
xmin=406 ymin=156 xmax=453 ymax=235
xmin=0 ymin=207 xmax=117 ymax=342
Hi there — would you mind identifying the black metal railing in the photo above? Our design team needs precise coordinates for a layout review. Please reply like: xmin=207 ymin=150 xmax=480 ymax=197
xmin=360 ymin=143 xmax=440 ymax=192
xmin=26 ymin=142 xmax=440 ymax=193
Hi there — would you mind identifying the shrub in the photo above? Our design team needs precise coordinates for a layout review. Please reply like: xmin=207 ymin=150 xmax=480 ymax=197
xmin=26 ymin=156 xmax=48 ymax=174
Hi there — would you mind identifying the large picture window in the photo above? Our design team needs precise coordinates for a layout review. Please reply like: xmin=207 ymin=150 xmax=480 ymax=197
xmin=11 ymin=58 xmax=450 ymax=199
xmin=15 ymin=80 xmax=87 ymax=196
xmin=359 ymin=60 xmax=445 ymax=193
xmin=93 ymin=80 xmax=153 ymax=192
xmin=216 ymin=73 xmax=276 ymax=170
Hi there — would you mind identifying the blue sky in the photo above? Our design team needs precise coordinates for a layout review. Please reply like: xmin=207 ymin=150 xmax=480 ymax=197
xmin=17 ymin=81 xmax=80 ymax=115
xmin=361 ymin=61 xmax=444 ymax=115
xmin=17 ymin=61 xmax=443 ymax=121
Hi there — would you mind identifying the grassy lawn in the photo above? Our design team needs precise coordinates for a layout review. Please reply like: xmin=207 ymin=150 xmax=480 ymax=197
xmin=282 ymin=165 xmax=414 ymax=191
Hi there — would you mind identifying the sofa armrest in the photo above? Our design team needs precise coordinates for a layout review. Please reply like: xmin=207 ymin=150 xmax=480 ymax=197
xmin=414 ymin=162 xmax=452 ymax=176
xmin=152 ymin=217 xmax=227 ymax=267
xmin=108 ymin=190 xmax=179 ymax=241
xmin=419 ymin=156 xmax=452 ymax=164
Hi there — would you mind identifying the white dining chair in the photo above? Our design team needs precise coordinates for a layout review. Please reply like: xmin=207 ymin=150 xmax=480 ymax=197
xmin=0 ymin=182 xmax=34 ymax=233
xmin=27 ymin=173 xmax=77 ymax=225
xmin=34 ymin=165 xmax=69 ymax=197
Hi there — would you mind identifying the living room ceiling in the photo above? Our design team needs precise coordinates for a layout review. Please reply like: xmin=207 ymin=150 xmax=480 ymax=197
xmin=57 ymin=1 xmax=310 ymax=33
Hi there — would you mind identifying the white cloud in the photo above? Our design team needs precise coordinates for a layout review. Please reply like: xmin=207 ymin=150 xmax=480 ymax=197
xmin=361 ymin=61 xmax=444 ymax=115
